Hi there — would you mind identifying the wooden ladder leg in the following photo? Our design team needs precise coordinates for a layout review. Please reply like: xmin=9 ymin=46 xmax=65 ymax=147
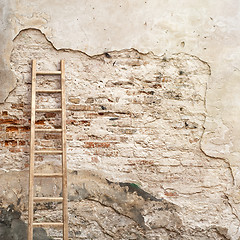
xmin=61 ymin=60 xmax=68 ymax=240
xmin=28 ymin=59 xmax=37 ymax=240
xmin=28 ymin=60 xmax=69 ymax=239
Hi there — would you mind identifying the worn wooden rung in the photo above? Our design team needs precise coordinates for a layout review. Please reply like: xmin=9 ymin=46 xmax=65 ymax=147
xmin=33 ymin=222 xmax=63 ymax=227
xmin=35 ymin=129 xmax=62 ymax=132
xmin=35 ymin=150 xmax=63 ymax=154
xmin=34 ymin=173 xmax=63 ymax=177
xmin=33 ymin=197 xmax=63 ymax=202
xmin=36 ymin=108 xmax=62 ymax=112
xmin=36 ymin=71 xmax=61 ymax=75
xmin=36 ymin=89 xmax=62 ymax=93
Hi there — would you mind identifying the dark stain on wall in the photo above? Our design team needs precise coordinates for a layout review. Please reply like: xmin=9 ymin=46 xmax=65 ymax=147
xmin=0 ymin=205 xmax=53 ymax=240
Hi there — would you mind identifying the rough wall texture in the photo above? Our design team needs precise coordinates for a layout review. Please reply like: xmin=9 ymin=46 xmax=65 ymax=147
xmin=1 ymin=1 xmax=240 ymax=239
xmin=0 ymin=0 xmax=16 ymax=103
xmin=0 ymin=28 xmax=238 ymax=239
xmin=1 ymin=1 xmax=240 ymax=183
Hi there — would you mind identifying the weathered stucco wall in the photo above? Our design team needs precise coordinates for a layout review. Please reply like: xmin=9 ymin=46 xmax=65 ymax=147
xmin=1 ymin=0 xmax=240 ymax=239
xmin=0 ymin=1 xmax=16 ymax=103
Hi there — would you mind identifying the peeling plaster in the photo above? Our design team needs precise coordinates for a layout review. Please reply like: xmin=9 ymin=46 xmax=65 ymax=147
xmin=5 ymin=28 xmax=238 ymax=238
xmin=1 ymin=0 xmax=240 ymax=238
xmin=1 ymin=2 xmax=240 ymax=179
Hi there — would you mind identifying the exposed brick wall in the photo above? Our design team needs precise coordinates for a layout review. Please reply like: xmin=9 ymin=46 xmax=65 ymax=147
xmin=0 ymin=29 xmax=235 ymax=238
xmin=4 ymin=28 xmax=230 ymax=196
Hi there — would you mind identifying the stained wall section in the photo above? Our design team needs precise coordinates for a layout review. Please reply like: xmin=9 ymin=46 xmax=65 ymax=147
xmin=0 ymin=28 xmax=236 ymax=239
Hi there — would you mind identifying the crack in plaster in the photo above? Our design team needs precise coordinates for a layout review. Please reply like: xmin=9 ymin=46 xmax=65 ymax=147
xmin=87 ymin=197 xmax=144 ymax=227
xmin=224 ymin=193 xmax=240 ymax=238
xmin=198 ymin=60 xmax=235 ymax=189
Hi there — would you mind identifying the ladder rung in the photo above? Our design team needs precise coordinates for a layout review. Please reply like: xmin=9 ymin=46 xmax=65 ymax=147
xmin=35 ymin=150 xmax=63 ymax=154
xmin=34 ymin=173 xmax=63 ymax=177
xmin=33 ymin=197 xmax=63 ymax=202
xmin=33 ymin=222 xmax=63 ymax=227
xmin=36 ymin=108 xmax=62 ymax=112
xmin=36 ymin=89 xmax=62 ymax=93
xmin=36 ymin=71 xmax=61 ymax=75
xmin=35 ymin=129 xmax=62 ymax=132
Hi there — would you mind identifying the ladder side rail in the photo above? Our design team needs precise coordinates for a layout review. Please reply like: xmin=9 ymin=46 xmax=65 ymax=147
xmin=61 ymin=60 xmax=68 ymax=240
xmin=28 ymin=59 xmax=37 ymax=240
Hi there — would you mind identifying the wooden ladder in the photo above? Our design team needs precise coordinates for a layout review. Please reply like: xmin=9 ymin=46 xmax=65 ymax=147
xmin=28 ymin=60 xmax=68 ymax=239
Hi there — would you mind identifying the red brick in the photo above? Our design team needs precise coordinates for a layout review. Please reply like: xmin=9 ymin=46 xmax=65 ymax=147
xmin=79 ymin=120 xmax=91 ymax=126
xmin=138 ymin=160 xmax=155 ymax=166
xmin=0 ymin=119 xmax=24 ymax=125
xmin=11 ymin=103 xmax=24 ymax=110
xmin=24 ymin=163 xmax=29 ymax=168
xmin=6 ymin=126 xmax=19 ymax=132
xmin=35 ymin=120 xmax=45 ymax=125
xmin=84 ymin=142 xmax=95 ymax=148
xmin=5 ymin=140 xmax=17 ymax=147
xmin=152 ymin=83 xmax=162 ymax=88
xmin=19 ymin=126 xmax=30 ymax=132
xmin=66 ymin=119 xmax=77 ymax=125
xmin=164 ymin=191 xmax=178 ymax=197
xmin=127 ymin=160 xmax=137 ymax=166
xmin=9 ymin=147 xmax=21 ymax=153
xmin=84 ymin=142 xmax=111 ymax=148
xmin=96 ymin=143 xmax=109 ymax=148
xmin=19 ymin=140 xmax=26 ymax=146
